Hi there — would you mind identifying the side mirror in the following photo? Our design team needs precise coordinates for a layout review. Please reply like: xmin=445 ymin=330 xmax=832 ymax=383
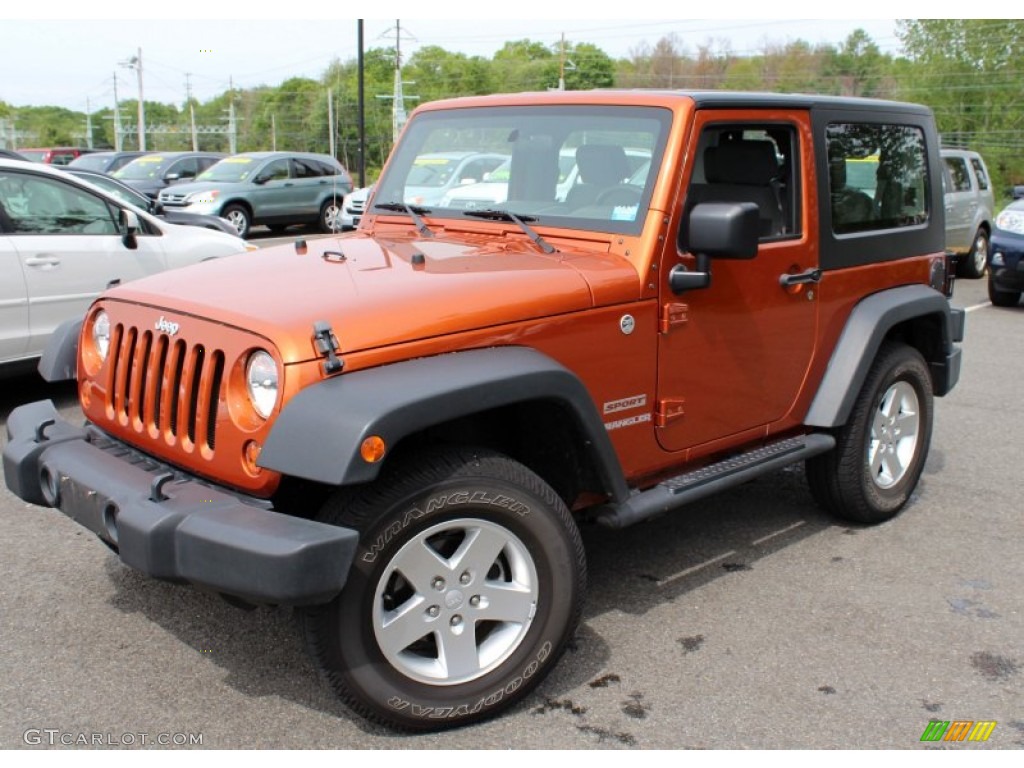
xmin=670 ymin=202 xmax=760 ymax=294
xmin=120 ymin=209 xmax=140 ymax=250
xmin=253 ymin=175 xmax=269 ymax=185
xmin=152 ymin=200 xmax=165 ymax=215
xmin=686 ymin=202 xmax=760 ymax=259
xmin=163 ymin=172 xmax=180 ymax=181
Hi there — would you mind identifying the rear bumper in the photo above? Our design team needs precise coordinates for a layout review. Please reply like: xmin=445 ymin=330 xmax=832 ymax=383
xmin=3 ymin=400 xmax=357 ymax=605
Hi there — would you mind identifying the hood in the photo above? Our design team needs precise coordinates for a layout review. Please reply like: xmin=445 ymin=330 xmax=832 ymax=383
xmin=158 ymin=180 xmax=235 ymax=197
xmin=103 ymin=230 xmax=641 ymax=364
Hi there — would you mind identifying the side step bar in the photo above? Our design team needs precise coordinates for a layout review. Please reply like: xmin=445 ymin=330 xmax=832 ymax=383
xmin=596 ymin=433 xmax=836 ymax=529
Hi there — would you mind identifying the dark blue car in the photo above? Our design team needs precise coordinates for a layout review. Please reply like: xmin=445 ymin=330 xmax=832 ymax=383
xmin=989 ymin=199 xmax=1024 ymax=307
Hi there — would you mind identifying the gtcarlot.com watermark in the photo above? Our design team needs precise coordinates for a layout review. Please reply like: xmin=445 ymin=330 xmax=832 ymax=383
xmin=24 ymin=729 xmax=203 ymax=747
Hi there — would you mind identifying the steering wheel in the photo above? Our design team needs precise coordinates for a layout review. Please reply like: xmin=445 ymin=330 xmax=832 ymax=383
xmin=596 ymin=185 xmax=643 ymax=206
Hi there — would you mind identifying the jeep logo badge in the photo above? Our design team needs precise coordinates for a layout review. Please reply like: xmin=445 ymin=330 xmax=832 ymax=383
xmin=155 ymin=316 xmax=180 ymax=336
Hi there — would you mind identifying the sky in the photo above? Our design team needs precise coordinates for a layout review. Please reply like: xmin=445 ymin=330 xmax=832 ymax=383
xmin=0 ymin=5 xmax=913 ymax=113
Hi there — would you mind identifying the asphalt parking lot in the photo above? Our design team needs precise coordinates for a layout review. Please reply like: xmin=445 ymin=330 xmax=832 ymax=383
xmin=1 ymin=271 xmax=1020 ymax=750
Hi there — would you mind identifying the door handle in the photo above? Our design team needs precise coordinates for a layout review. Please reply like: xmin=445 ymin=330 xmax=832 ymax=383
xmin=779 ymin=268 xmax=821 ymax=287
xmin=25 ymin=256 xmax=61 ymax=268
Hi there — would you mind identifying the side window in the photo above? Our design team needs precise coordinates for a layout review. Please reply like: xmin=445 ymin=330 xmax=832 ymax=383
xmin=0 ymin=172 xmax=117 ymax=235
xmin=970 ymin=158 xmax=990 ymax=190
xmin=313 ymin=159 xmax=340 ymax=177
xmin=686 ymin=124 xmax=799 ymax=240
xmin=292 ymin=158 xmax=319 ymax=178
xmin=943 ymin=157 xmax=972 ymax=192
xmin=169 ymin=158 xmax=199 ymax=180
xmin=260 ymin=159 xmax=290 ymax=182
xmin=826 ymin=123 xmax=928 ymax=235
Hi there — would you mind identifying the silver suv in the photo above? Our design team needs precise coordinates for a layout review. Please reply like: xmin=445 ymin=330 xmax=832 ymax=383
xmin=158 ymin=151 xmax=352 ymax=237
xmin=942 ymin=148 xmax=994 ymax=279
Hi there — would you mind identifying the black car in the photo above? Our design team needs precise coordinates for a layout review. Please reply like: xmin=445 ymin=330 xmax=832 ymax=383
xmin=989 ymin=199 xmax=1024 ymax=307
xmin=113 ymin=151 xmax=224 ymax=198
xmin=0 ymin=148 xmax=28 ymax=161
xmin=68 ymin=151 xmax=151 ymax=174
xmin=63 ymin=167 xmax=238 ymax=235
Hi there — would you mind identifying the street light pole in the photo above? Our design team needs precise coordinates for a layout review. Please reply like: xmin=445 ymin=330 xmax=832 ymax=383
xmin=120 ymin=48 xmax=146 ymax=150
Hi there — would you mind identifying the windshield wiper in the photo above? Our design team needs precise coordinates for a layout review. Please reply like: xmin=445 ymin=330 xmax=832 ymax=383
xmin=462 ymin=209 xmax=557 ymax=254
xmin=375 ymin=201 xmax=434 ymax=238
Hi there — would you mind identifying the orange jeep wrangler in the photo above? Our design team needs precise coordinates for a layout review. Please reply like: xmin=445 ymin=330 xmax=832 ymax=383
xmin=4 ymin=91 xmax=964 ymax=730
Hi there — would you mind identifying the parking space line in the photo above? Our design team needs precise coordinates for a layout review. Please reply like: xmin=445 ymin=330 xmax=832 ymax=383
xmin=964 ymin=301 xmax=991 ymax=313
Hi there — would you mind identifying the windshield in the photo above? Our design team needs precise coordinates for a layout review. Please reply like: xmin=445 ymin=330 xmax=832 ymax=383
xmin=68 ymin=154 xmax=111 ymax=171
xmin=114 ymin=156 xmax=168 ymax=180
xmin=18 ymin=150 xmax=47 ymax=162
xmin=198 ymin=156 xmax=257 ymax=182
xmin=374 ymin=105 xmax=671 ymax=236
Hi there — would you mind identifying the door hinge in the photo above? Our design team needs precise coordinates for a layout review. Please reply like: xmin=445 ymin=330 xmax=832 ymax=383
xmin=656 ymin=398 xmax=686 ymax=427
xmin=660 ymin=302 xmax=689 ymax=334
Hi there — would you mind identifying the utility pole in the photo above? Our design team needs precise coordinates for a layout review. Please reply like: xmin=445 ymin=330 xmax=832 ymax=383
xmin=549 ymin=33 xmax=575 ymax=92
xmin=358 ymin=19 xmax=366 ymax=187
xmin=271 ymin=114 xmax=277 ymax=152
xmin=226 ymin=76 xmax=237 ymax=154
xmin=327 ymin=89 xmax=336 ymax=159
xmin=85 ymin=97 xmax=94 ymax=149
xmin=120 ymin=48 xmax=146 ymax=150
xmin=376 ymin=20 xmax=418 ymax=144
xmin=186 ymin=73 xmax=198 ymax=151
xmin=112 ymin=71 xmax=123 ymax=151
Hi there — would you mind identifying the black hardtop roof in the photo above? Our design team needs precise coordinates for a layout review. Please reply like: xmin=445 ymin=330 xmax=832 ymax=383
xmin=424 ymin=89 xmax=933 ymax=118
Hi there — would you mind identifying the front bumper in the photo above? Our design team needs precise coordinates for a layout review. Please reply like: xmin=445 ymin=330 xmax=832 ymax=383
xmin=990 ymin=233 xmax=1024 ymax=292
xmin=3 ymin=400 xmax=358 ymax=605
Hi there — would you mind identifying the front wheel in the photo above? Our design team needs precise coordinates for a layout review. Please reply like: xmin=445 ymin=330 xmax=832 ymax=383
xmin=300 ymin=447 xmax=586 ymax=731
xmin=319 ymin=198 xmax=343 ymax=233
xmin=988 ymin=277 xmax=1021 ymax=307
xmin=222 ymin=204 xmax=251 ymax=238
xmin=806 ymin=342 xmax=933 ymax=524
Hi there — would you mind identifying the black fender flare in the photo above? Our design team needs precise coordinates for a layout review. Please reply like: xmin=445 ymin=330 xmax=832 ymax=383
xmin=37 ymin=319 xmax=82 ymax=382
xmin=258 ymin=347 xmax=630 ymax=502
xmin=805 ymin=284 xmax=963 ymax=428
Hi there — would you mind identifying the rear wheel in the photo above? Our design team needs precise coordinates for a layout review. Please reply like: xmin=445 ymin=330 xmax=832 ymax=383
xmin=958 ymin=228 xmax=989 ymax=279
xmin=300 ymin=446 xmax=586 ymax=731
xmin=319 ymin=198 xmax=343 ymax=233
xmin=807 ymin=342 xmax=933 ymax=524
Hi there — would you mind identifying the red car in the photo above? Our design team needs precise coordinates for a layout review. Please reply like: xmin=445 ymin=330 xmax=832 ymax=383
xmin=16 ymin=147 xmax=97 ymax=165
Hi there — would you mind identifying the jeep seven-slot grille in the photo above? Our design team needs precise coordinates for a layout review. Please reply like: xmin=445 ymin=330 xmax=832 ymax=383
xmin=107 ymin=324 xmax=225 ymax=454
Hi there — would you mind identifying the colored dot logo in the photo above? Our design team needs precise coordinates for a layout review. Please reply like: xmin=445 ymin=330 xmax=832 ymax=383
xmin=199 ymin=49 xmax=213 ymax=53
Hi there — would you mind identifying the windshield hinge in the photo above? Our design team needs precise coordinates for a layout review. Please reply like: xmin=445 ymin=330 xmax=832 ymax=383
xmin=312 ymin=321 xmax=344 ymax=375
xmin=659 ymin=302 xmax=689 ymax=334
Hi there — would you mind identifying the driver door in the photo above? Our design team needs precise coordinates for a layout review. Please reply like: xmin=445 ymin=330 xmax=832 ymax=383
xmin=656 ymin=111 xmax=819 ymax=454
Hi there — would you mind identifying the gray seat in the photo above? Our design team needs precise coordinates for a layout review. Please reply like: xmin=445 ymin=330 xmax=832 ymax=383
xmin=566 ymin=145 xmax=631 ymax=209
xmin=689 ymin=140 xmax=785 ymax=237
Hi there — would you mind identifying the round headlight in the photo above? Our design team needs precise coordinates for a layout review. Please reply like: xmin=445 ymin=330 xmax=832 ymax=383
xmin=246 ymin=351 xmax=279 ymax=419
xmin=92 ymin=310 xmax=111 ymax=362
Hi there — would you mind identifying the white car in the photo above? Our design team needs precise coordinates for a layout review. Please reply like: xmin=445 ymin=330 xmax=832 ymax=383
xmin=439 ymin=148 xmax=652 ymax=210
xmin=340 ymin=184 xmax=374 ymax=230
xmin=0 ymin=159 xmax=252 ymax=373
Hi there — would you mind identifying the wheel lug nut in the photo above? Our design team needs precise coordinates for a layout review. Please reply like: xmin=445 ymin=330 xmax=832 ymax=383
xmin=470 ymin=595 xmax=480 ymax=607
xmin=450 ymin=615 xmax=462 ymax=627
xmin=460 ymin=572 xmax=471 ymax=585
xmin=432 ymin=577 xmax=445 ymax=590
xmin=427 ymin=605 xmax=439 ymax=618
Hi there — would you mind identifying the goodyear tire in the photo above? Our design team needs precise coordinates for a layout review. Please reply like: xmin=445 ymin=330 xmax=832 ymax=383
xmin=300 ymin=446 xmax=586 ymax=731
xmin=806 ymin=342 xmax=933 ymax=524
